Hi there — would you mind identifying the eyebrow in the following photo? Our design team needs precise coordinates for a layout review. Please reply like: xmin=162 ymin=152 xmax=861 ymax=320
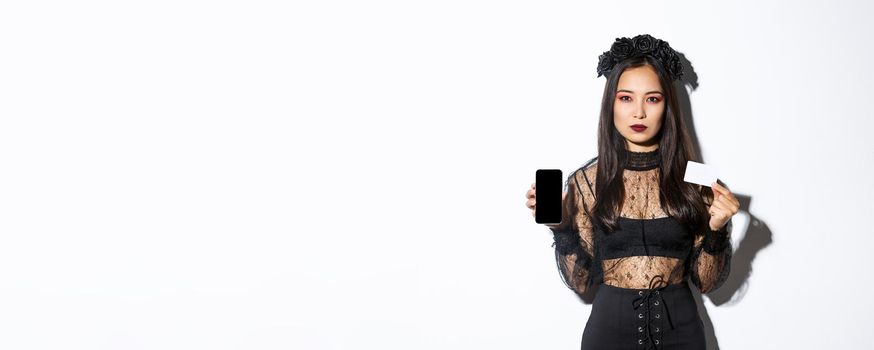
xmin=617 ymin=89 xmax=663 ymax=95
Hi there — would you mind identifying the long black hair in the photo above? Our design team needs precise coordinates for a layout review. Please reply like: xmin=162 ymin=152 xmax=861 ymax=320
xmin=591 ymin=55 xmax=713 ymax=235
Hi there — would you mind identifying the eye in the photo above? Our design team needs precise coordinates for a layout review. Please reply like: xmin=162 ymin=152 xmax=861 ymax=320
xmin=647 ymin=96 xmax=662 ymax=103
xmin=618 ymin=96 xmax=631 ymax=101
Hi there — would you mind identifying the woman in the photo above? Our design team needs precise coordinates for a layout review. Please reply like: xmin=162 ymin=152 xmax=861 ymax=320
xmin=524 ymin=34 xmax=740 ymax=349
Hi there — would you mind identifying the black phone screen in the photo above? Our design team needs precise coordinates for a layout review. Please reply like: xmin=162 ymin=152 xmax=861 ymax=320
xmin=535 ymin=169 xmax=562 ymax=224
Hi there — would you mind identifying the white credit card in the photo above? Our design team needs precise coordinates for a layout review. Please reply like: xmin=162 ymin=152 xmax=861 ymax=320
xmin=683 ymin=160 xmax=718 ymax=187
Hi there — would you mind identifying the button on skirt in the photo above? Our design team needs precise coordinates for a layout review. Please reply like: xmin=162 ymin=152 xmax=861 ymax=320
xmin=580 ymin=280 xmax=706 ymax=350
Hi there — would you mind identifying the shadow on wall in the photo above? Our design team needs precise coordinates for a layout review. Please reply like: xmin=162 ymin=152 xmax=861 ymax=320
xmin=675 ymin=52 xmax=774 ymax=350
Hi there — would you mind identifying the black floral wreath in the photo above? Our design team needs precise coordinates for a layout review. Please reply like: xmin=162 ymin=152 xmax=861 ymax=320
xmin=596 ymin=34 xmax=683 ymax=81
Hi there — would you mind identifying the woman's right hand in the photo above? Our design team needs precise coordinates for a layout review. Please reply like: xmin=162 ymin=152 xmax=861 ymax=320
xmin=527 ymin=182 xmax=566 ymax=229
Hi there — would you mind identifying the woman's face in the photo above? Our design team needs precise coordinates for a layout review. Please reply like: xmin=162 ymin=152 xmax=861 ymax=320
xmin=613 ymin=64 xmax=665 ymax=152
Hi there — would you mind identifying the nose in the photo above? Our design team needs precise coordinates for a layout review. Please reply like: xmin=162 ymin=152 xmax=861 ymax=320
xmin=634 ymin=101 xmax=646 ymax=119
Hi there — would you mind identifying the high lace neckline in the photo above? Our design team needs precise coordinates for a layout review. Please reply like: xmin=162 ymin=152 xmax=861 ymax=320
xmin=623 ymin=148 xmax=661 ymax=171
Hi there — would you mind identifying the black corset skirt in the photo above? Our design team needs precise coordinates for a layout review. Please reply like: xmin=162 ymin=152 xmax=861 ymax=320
xmin=580 ymin=280 xmax=706 ymax=350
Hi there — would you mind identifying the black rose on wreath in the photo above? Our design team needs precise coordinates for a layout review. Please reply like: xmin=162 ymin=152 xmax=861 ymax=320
xmin=596 ymin=52 xmax=615 ymax=78
xmin=667 ymin=55 xmax=683 ymax=79
xmin=595 ymin=34 xmax=684 ymax=81
xmin=652 ymin=41 xmax=684 ymax=80
xmin=633 ymin=34 xmax=656 ymax=54
xmin=652 ymin=42 xmax=670 ymax=62
xmin=609 ymin=37 xmax=635 ymax=61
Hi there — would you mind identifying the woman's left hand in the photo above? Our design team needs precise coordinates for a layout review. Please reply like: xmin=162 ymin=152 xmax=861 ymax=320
xmin=709 ymin=181 xmax=740 ymax=231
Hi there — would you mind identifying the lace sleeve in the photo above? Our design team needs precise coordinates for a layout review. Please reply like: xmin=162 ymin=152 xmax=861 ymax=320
xmin=550 ymin=167 xmax=597 ymax=296
xmin=689 ymin=202 xmax=733 ymax=294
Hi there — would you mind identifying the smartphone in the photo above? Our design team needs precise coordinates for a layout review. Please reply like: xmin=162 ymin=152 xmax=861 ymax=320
xmin=535 ymin=169 xmax=563 ymax=224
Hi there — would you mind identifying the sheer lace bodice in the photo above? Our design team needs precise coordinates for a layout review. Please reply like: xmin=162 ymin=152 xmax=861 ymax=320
xmin=549 ymin=149 xmax=732 ymax=295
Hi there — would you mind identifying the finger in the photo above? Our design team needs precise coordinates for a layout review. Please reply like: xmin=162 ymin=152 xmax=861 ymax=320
xmin=715 ymin=192 xmax=738 ymax=208
xmin=711 ymin=181 xmax=732 ymax=197
xmin=712 ymin=196 xmax=734 ymax=214
xmin=726 ymin=191 xmax=740 ymax=207
xmin=712 ymin=186 xmax=739 ymax=209
xmin=714 ymin=182 xmax=739 ymax=207
xmin=715 ymin=195 xmax=740 ymax=214
xmin=527 ymin=198 xmax=536 ymax=209
xmin=710 ymin=186 xmax=721 ymax=202
xmin=709 ymin=201 xmax=729 ymax=217
xmin=707 ymin=198 xmax=722 ymax=211
xmin=527 ymin=188 xmax=535 ymax=199
xmin=713 ymin=194 xmax=731 ymax=208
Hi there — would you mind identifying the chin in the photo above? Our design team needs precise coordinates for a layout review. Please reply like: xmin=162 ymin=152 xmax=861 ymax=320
xmin=628 ymin=135 xmax=652 ymax=143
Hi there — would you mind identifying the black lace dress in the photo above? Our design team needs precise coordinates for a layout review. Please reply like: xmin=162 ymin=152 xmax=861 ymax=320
xmin=549 ymin=149 xmax=732 ymax=350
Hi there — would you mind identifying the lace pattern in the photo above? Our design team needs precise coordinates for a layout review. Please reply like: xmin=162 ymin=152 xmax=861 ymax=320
xmin=551 ymin=155 xmax=732 ymax=294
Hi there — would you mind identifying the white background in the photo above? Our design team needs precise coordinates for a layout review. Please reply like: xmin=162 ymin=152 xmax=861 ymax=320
xmin=1 ymin=0 xmax=872 ymax=349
